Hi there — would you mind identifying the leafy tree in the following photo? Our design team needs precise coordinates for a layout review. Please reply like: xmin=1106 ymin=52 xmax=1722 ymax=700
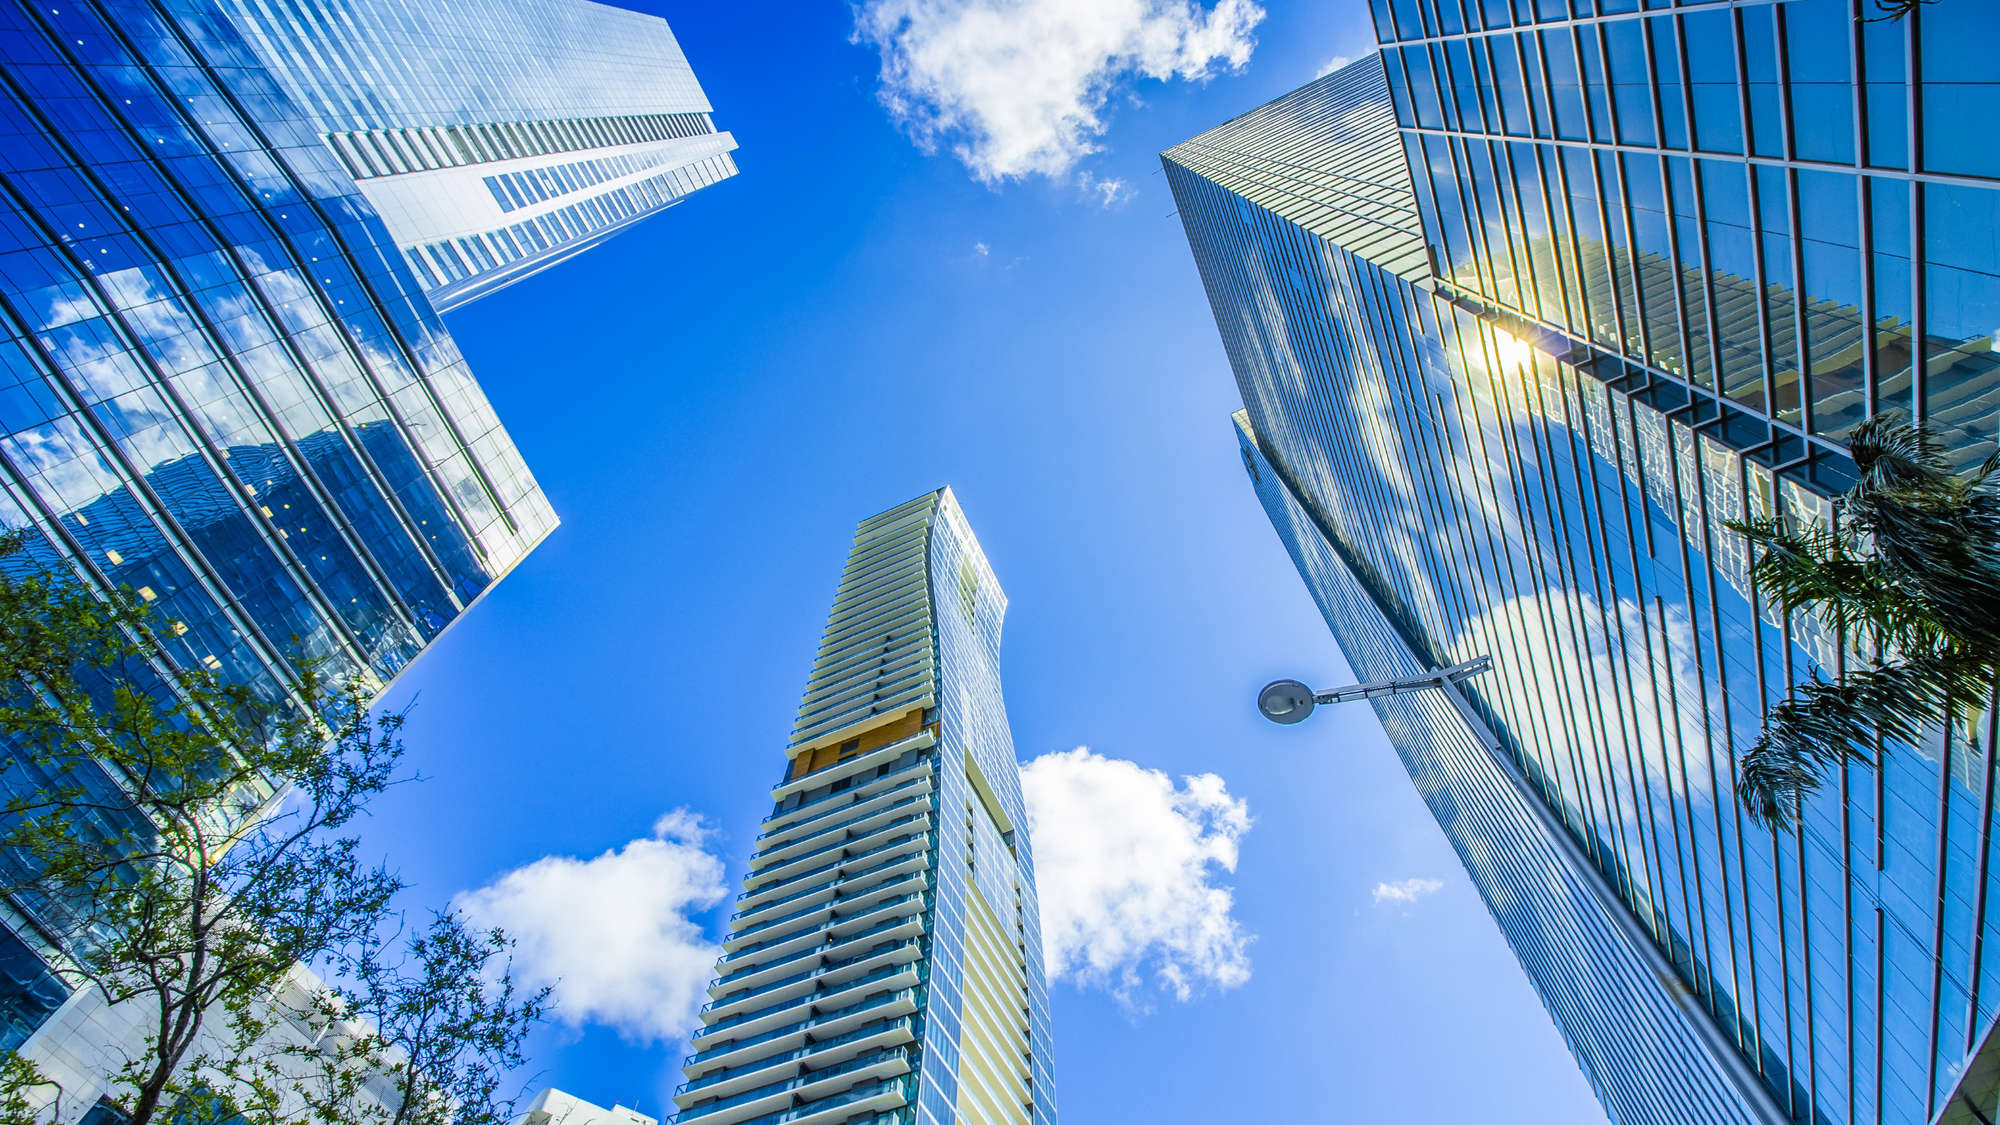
xmin=0 ymin=535 xmax=543 ymax=1125
xmin=1728 ymin=412 xmax=2000 ymax=829
xmin=241 ymin=910 xmax=548 ymax=1125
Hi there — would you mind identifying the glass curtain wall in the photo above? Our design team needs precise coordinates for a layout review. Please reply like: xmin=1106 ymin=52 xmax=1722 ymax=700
xmin=0 ymin=0 xmax=554 ymax=1043
xmin=1167 ymin=14 xmax=2000 ymax=1123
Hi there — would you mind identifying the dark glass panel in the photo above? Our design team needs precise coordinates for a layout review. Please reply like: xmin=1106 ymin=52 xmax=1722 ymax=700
xmin=1701 ymin=158 xmax=1763 ymax=409
xmin=1384 ymin=45 xmax=1417 ymax=127
xmin=1918 ymin=2 xmax=2000 ymax=179
xmin=1542 ymin=28 xmax=1587 ymax=141
xmin=1796 ymin=171 xmax=1864 ymax=437
xmin=1405 ymin=44 xmax=1445 ymax=128
xmin=1435 ymin=0 xmax=1466 ymax=36
xmin=1626 ymin=153 xmax=1683 ymax=376
xmin=1741 ymin=6 xmax=1782 ymax=159
xmin=1519 ymin=30 xmax=1549 ymax=137
xmin=1756 ymin=164 xmax=1799 ymax=423
xmin=1648 ymin=16 xmax=1686 ymax=150
xmin=1370 ymin=0 xmax=1397 ymax=44
xmin=1861 ymin=16 xmax=1906 ymax=170
xmin=1392 ymin=0 xmax=1428 ymax=40
xmin=1424 ymin=133 xmax=1476 ymax=283
xmin=1489 ymin=34 xmax=1532 ymax=135
xmin=1535 ymin=0 xmax=1566 ymax=21
xmin=1484 ymin=0 xmax=1514 ymax=30
xmin=1600 ymin=0 xmax=1638 ymax=11
xmin=1605 ymin=19 xmax=1655 ymax=146
xmin=1600 ymin=149 xmax=1643 ymax=356
xmin=1870 ymin=176 xmax=1913 ymax=418
xmin=1468 ymin=35 xmax=1499 ymax=132
xmin=1578 ymin=28 xmax=1615 ymax=144
xmin=1922 ymin=182 xmax=2000 ymax=470
xmin=1668 ymin=156 xmax=1715 ymax=388
xmin=1447 ymin=38 xmax=1484 ymax=131
xmin=1781 ymin=0 xmax=1853 ymax=164
xmin=1684 ymin=10 xmax=1743 ymax=154
xmin=1511 ymin=141 xmax=1565 ymax=323
xmin=1564 ymin=145 xmax=1619 ymax=350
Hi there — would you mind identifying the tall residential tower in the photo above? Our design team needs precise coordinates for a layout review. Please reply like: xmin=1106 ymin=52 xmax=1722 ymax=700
xmin=1168 ymin=3 xmax=2000 ymax=1123
xmin=674 ymin=490 xmax=1054 ymax=1125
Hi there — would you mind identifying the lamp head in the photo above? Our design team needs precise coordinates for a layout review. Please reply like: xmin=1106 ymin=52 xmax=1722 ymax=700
xmin=1257 ymin=679 xmax=1317 ymax=724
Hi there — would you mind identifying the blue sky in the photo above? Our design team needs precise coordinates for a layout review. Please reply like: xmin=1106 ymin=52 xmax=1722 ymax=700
xmin=359 ymin=1 xmax=1610 ymax=1121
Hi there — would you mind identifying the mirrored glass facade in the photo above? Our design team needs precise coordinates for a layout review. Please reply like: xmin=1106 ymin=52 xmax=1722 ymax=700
xmin=676 ymin=490 xmax=1054 ymax=1125
xmin=1169 ymin=14 xmax=2000 ymax=1124
xmin=213 ymin=0 xmax=738 ymax=310
xmin=0 ymin=0 xmax=566 ymax=1056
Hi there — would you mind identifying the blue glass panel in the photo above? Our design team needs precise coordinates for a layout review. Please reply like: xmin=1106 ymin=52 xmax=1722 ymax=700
xmin=1685 ymin=9 xmax=1744 ymax=154
xmin=1918 ymin=1 xmax=2000 ymax=179
xmin=1782 ymin=0 xmax=1853 ymax=164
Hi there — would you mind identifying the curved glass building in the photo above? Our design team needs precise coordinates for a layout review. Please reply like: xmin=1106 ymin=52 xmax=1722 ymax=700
xmin=673 ymin=490 xmax=1054 ymax=1125
xmin=1167 ymin=4 xmax=2000 ymax=1123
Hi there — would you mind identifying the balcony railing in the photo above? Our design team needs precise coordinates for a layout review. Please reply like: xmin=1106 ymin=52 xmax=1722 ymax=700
xmin=757 ymin=762 xmax=930 ymax=839
xmin=676 ymin=1016 xmax=913 ymax=1098
xmin=684 ymin=988 xmax=920 ymax=1066
xmin=674 ymin=1047 xmax=910 ymax=1122
xmin=699 ymin=960 xmax=919 ymax=1036
xmin=673 ymin=1075 xmax=911 ymax=1125
xmin=702 ymin=936 xmax=921 ymax=1016
xmin=749 ymin=795 xmax=927 ymax=866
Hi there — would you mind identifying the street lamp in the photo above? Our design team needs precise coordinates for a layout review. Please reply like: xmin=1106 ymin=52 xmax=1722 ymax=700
xmin=1256 ymin=655 xmax=1494 ymax=724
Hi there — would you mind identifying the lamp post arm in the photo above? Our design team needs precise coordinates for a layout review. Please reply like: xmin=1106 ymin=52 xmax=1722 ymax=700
xmin=1312 ymin=655 xmax=1494 ymax=705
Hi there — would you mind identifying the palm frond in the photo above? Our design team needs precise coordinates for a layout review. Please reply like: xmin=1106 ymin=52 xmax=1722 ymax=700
xmin=1740 ymin=652 xmax=1992 ymax=829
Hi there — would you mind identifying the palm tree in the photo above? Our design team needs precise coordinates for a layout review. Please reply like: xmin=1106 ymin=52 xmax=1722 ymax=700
xmin=1728 ymin=412 xmax=2000 ymax=829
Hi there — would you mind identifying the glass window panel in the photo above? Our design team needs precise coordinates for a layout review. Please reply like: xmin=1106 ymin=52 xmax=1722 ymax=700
xmin=1871 ymin=176 xmax=1913 ymax=419
xmin=1756 ymin=164 xmax=1799 ymax=423
xmin=1604 ymin=19 xmax=1655 ymax=146
xmin=1600 ymin=149 xmax=1642 ymax=356
xmin=1782 ymin=0 xmax=1853 ymax=165
xmin=1542 ymin=29 xmax=1587 ymax=141
xmin=1742 ymin=6 xmax=1782 ymax=159
xmin=1796 ymin=170 xmax=1864 ymax=437
xmin=1922 ymin=182 xmax=2000 ymax=471
xmin=1861 ymin=16 xmax=1906 ymax=170
xmin=1512 ymin=141 xmax=1565 ymax=323
xmin=1578 ymin=28 xmax=1614 ymax=143
xmin=1483 ymin=0 xmax=1513 ymax=30
xmin=1405 ymin=44 xmax=1445 ymax=129
xmin=1447 ymin=39 xmax=1484 ymax=130
xmin=1489 ymin=34 xmax=1532 ymax=135
xmin=1668 ymin=156 xmax=1714 ymax=388
xmin=1918 ymin=2 xmax=2000 ymax=178
xmin=1469 ymin=34 xmax=1499 ymax=132
xmin=1434 ymin=0 xmax=1465 ymax=35
xmin=1392 ymin=0 xmax=1428 ymax=39
xmin=1564 ymin=145 xmax=1619 ymax=349
xmin=1649 ymin=16 xmax=1687 ymax=149
xmin=1701 ymin=158 xmax=1763 ymax=409
xmin=1684 ymin=10 xmax=1743 ymax=154
xmin=1519 ymin=30 xmax=1550 ymax=137
xmin=1626 ymin=153 xmax=1683 ymax=376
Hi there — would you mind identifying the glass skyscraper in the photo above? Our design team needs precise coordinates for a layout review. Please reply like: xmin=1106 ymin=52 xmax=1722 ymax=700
xmin=674 ymin=490 xmax=1054 ymax=1125
xmin=0 ymin=0 xmax=722 ymax=1082
xmin=1167 ymin=4 xmax=2000 ymax=1123
xmin=213 ymin=0 xmax=737 ymax=310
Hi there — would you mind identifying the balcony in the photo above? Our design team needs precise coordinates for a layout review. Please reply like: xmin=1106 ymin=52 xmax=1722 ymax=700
xmin=731 ymin=849 xmax=931 ymax=930
xmin=685 ymin=989 xmax=921 ymax=1070
xmin=746 ymin=814 xmax=931 ymax=887
xmin=676 ymin=1016 xmax=915 ymax=1102
xmin=716 ymin=882 xmax=930 ymax=994
xmin=673 ymin=1046 xmax=912 ymax=1123
xmin=697 ymin=961 xmax=924 ymax=1041
xmin=754 ymin=770 xmax=929 ymax=844
xmin=769 ymin=730 xmax=934 ymax=804
xmin=672 ymin=1075 xmax=911 ymax=1125
xmin=701 ymin=937 xmax=922 ymax=1021
xmin=750 ymin=795 xmax=930 ymax=868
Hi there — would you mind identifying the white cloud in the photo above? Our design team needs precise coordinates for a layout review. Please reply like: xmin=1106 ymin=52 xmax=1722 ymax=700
xmin=854 ymin=0 xmax=1266 ymax=182
xmin=1020 ymin=748 xmax=1253 ymax=1004
xmin=1316 ymin=54 xmax=1352 ymax=78
xmin=454 ymin=810 xmax=726 ymax=1044
xmin=1078 ymin=171 xmax=1132 ymax=207
xmin=974 ymin=241 xmax=991 ymax=255
xmin=1372 ymin=877 xmax=1443 ymax=905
